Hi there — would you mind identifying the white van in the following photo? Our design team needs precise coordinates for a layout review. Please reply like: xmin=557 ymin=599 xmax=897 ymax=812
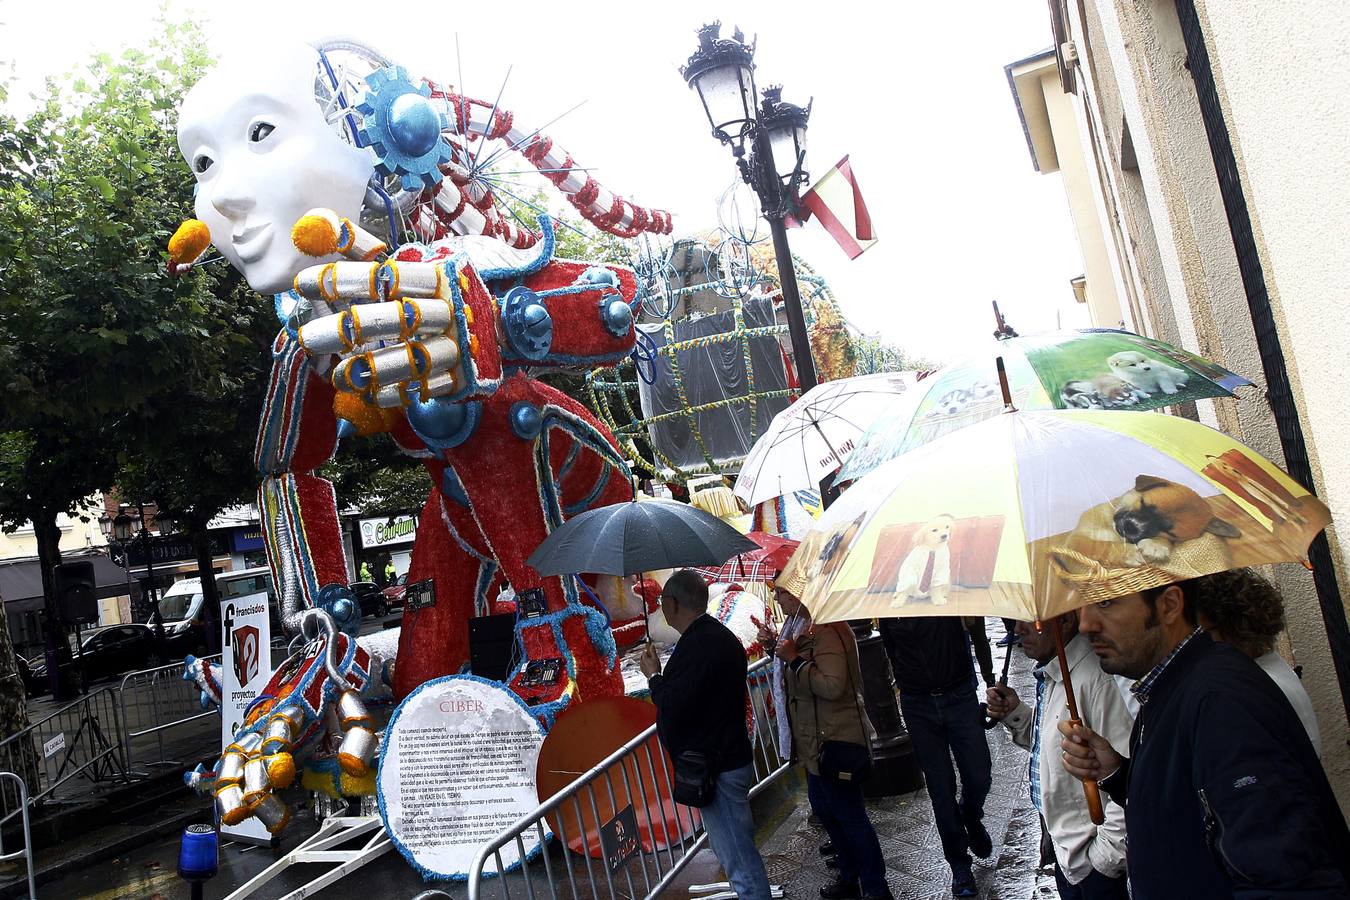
xmin=159 ymin=567 xmax=279 ymax=642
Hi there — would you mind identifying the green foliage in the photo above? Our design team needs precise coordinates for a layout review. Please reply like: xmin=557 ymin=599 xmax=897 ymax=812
xmin=319 ymin=434 xmax=430 ymax=518
xmin=0 ymin=18 xmax=273 ymax=590
xmin=851 ymin=333 xmax=938 ymax=375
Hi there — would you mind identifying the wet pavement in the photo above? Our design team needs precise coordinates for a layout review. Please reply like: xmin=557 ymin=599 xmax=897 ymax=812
xmin=34 ymin=628 xmax=1055 ymax=899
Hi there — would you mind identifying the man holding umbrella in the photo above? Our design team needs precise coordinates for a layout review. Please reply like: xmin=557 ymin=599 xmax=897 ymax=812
xmin=640 ymin=570 xmax=772 ymax=900
xmin=986 ymin=612 xmax=1133 ymax=899
xmin=1059 ymin=575 xmax=1350 ymax=897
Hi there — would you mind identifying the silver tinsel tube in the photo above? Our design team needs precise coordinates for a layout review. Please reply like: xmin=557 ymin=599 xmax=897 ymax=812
xmin=337 ymin=726 xmax=378 ymax=776
xmin=216 ymin=784 xmax=249 ymax=826
xmin=252 ymin=794 xmax=293 ymax=834
xmin=218 ymin=749 xmax=246 ymax=786
xmin=336 ymin=690 xmax=372 ymax=730
xmin=242 ymin=756 xmax=271 ymax=808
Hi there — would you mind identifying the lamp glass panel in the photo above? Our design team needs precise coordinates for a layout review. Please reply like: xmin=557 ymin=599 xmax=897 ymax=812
xmin=694 ymin=64 xmax=755 ymax=138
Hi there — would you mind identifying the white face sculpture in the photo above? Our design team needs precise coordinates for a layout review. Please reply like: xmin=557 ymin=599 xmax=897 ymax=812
xmin=177 ymin=42 xmax=374 ymax=294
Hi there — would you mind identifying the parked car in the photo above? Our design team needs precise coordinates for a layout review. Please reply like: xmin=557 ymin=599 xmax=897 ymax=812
xmin=29 ymin=624 xmax=168 ymax=690
xmin=349 ymin=582 xmax=389 ymax=618
xmin=382 ymin=573 xmax=409 ymax=609
xmin=159 ymin=567 xmax=286 ymax=648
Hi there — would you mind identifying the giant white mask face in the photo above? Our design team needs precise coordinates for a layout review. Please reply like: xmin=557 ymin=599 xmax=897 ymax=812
xmin=177 ymin=42 xmax=374 ymax=295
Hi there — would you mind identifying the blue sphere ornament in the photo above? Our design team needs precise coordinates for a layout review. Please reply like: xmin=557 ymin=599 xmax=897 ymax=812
xmin=406 ymin=395 xmax=481 ymax=451
xmin=500 ymin=286 xmax=554 ymax=361
xmin=388 ymin=92 xmax=442 ymax=158
xmin=316 ymin=584 xmax=361 ymax=638
xmin=355 ymin=65 xmax=454 ymax=192
xmin=600 ymin=294 xmax=634 ymax=338
xmin=510 ymin=401 xmax=544 ymax=440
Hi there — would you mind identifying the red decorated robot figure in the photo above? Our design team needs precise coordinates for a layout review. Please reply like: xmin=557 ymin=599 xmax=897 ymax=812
xmin=171 ymin=38 xmax=672 ymax=826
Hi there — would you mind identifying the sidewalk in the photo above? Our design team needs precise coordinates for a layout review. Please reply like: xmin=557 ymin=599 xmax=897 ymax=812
xmin=671 ymin=637 xmax=1055 ymax=899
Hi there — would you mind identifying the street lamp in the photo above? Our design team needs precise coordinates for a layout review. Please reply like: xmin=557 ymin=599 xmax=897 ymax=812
xmin=105 ymin=507 xmax=166 ymax=640
xmin=682 ymin=22 xmax=818 ymax=393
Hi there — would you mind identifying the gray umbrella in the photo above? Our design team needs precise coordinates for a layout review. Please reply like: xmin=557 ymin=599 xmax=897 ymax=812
xmin=527 ymin=499 xmax=760 ymax=577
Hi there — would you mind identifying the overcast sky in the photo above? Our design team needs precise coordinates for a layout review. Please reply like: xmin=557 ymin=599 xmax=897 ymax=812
xmin=2 ymin=0 xmax=1088 ymax=363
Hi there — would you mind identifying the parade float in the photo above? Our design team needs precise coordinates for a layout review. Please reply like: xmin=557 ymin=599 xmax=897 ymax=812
xmin=168 ymin=36 xmax=689 ymax=868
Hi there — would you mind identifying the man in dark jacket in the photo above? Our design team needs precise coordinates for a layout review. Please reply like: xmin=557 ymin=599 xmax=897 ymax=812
xmin=641 ymin=569 xmax=770 ymax=900
xmin=880 ymin=617 xmax=992 ymax=898
xmin=1060 ymin=576 xmax=1350 ymax=898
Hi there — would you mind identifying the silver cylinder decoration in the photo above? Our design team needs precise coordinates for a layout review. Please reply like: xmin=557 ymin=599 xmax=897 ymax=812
xmin=252 ymin=794 xmax=293 ymax=835
xmin=336 ymin=690 xmax=373 ymax=730
xmin=298 ymin=310 xmax=353 ymax=356
xmin=216 ymin=784 xmax=249 ymax=825
xmin=242 ymin=756 xmax=271 ymax=808
xmin=337 ymin=726 xmax=378 ymax=776
xmin=218 ymin=749 xmax=246 ymax=786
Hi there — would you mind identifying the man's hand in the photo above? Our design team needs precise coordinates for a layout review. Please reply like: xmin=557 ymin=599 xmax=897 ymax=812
xmin=985 ymin=684 xmax=1019 ymax=720
xmin=639 ymin=641 xmax=661 ymax=678
xmin=775 ymin=636 xmax=799 ymax=663
xmin=1058 ymin=720 xmax=1123 ymax=782
xmin=756 ymin=622 xmax=778 ymax=648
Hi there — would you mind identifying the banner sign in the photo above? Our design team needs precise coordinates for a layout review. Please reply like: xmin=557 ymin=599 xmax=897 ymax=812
xmin=358 ymin=515 xmax=417 ymax=549
xmin=378 ymin=676 xmax=548 ymax=878
xmin=600 ymin=805 xmax=640 ymax=872
xmin=110 ymin=532 xmax=229 ymax=568
xmin=220 ymin=593 xmax=273 ymax=845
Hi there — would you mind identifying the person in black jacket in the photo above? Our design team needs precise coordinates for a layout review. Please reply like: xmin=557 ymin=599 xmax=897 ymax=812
xmin=641 ymin=569 xmax=771 ymax=900
xmin=880 ymin=617 xmax=993 ymax=898
xmin=1059 ymin=576 xmax=1350 ymax=898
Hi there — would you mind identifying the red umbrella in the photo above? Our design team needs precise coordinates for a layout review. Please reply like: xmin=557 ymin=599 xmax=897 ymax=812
xmin=694 ymin=532 xmax=799 ymax=583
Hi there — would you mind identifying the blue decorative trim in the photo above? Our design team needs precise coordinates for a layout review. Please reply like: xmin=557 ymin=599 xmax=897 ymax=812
xmin=376 ymin=675 xmax=551 ymax=881
xmin=440 ymin=466 xmax=471 ymax=508
xmin=499 ymin=287 xmax=553 ymax=361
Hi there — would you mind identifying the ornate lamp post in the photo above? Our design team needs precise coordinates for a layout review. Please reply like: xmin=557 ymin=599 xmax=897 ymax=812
xmin=105 ymin=506 xmax=167 ymax=641
xmin=682 ymin=22 xmax=818 ymax=393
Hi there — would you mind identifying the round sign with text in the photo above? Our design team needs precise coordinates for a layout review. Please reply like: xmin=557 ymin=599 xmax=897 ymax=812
xmin=377 ymin=675 xmax=548 ymax=879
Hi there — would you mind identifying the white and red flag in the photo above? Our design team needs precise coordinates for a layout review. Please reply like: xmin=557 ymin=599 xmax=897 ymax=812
xmin=792 ymin=155 xmax=877 ymax=260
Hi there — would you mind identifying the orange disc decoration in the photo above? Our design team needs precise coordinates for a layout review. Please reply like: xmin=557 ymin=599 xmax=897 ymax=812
xmin=536 ymin=696 xmax=696 ymax=858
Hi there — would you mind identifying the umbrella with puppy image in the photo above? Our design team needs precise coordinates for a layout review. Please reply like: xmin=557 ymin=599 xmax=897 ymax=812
xmin=781 ymin=362 xmax=1329 ymax=823
xmin=834 ymin=329 xmax=1252 ymax=485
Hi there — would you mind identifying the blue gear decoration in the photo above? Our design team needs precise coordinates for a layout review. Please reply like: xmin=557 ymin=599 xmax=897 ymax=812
xmin=355 ymin=66 xmax=454 ymax=192
xmin=599 ymin=294 xmax=633 ymax=338
xmin=500 ymin=286 xmax=553 ymax=361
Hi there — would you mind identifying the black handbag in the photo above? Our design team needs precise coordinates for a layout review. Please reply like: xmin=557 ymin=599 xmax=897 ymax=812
xmin=672 ymin=750 xmax=717 ymax=807
xmin=818 ymin=739 xmax=872 ymax=782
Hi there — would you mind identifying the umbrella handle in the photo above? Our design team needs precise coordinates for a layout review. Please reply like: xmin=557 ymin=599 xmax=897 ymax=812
xmin=1068 ymin=716 xmax=1107 ymax=825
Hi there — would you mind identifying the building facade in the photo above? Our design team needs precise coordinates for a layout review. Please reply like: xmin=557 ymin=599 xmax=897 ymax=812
xmin=1008 ymin=0 xmax=1350 ymax=805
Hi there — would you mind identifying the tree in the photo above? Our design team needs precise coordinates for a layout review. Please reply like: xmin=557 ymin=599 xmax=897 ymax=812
xmin=0 ymin=18 xmax=252 ymax=694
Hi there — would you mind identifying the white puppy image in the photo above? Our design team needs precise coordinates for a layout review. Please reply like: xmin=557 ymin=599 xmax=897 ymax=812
xmin=891 ymin=514 xmax=955 ymax=608
xmin=1107 ymin=351 xmax=1189 ymax=396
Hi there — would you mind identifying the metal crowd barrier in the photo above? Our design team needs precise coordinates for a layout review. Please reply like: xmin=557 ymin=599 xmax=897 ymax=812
xmin=0 ymin=772 xmax=36 ymax=899
xmin=467 ymin=657 xmax=790 ymax=900
xmin=0 ymin=688 xmax=126 ymax=831
xmin=117 ymin=655 xmax=221 ymax=773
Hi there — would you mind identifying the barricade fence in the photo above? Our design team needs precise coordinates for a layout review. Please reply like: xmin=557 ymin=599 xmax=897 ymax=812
xmin=118 ymin=654 xmax=221 ymax=772
xmin=467 ymin=657 xmax=791 ymax=900
xmin=0 ymin=689 xmax=125 ymax=831
xmin=0 ymin=771 xmax=37 ymax=899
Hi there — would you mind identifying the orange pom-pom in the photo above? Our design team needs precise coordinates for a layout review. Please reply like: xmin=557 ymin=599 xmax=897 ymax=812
xmin=265 ymin=752 xmax=296 ymax=789
xmin=292 ymin=209 xmax=342 ymax=257
xmin=168 ymin=219 xmax=211 ymax=264
xmin=332 ymin=392 xmax=397 ymax=437
xmin=337 ymin=752 xmax=370 ymax=777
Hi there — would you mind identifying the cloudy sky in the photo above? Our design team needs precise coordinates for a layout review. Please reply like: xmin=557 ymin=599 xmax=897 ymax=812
xmin=2 ymin=0 xmax=1088 ymax=363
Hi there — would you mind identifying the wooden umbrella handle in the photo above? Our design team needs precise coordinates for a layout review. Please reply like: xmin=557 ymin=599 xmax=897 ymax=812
xmin=1067 ymin=715 xmax=1107 ymax=825
xmin=1054 ymin=619 xmax=1105 ymax=825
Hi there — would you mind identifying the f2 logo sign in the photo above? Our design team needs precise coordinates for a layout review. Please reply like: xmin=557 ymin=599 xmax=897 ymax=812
xmin=232 ymin=625 xmax=260 ymax=686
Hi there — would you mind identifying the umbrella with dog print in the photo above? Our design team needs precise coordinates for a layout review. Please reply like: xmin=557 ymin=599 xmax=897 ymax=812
xmin=782 ymin=368 xmax=1328 ymax=822
xmin=835 ymin=329 xmax=1251 ymax=485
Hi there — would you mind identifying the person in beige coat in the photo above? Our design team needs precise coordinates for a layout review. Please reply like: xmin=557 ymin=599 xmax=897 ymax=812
xmin=759 ymin=572 xmax=890 ymax=900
